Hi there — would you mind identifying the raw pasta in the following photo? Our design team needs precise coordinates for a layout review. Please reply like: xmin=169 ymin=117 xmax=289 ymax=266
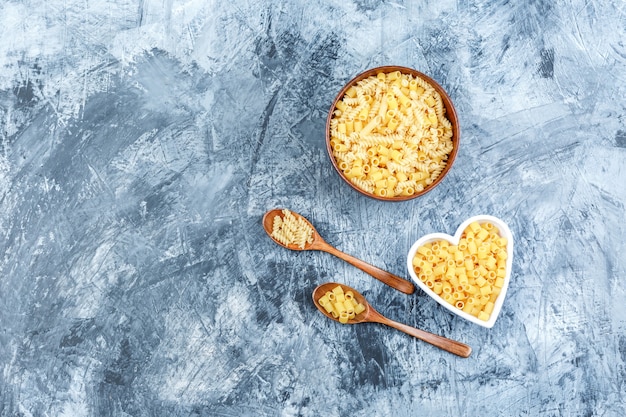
xmin=270 ymin=209 xmax=314 ymax=249
xmin=411 ymin=222 xmax=508 ymax=321
xmin=317 ymin=285 xmax=366 ymax=323
xmin=330 ymin=70 xmax=454 ymax=198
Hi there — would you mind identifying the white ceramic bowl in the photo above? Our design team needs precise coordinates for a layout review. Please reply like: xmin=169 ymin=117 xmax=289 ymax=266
xmin=406 ymin=215 xmax=513 ymax=328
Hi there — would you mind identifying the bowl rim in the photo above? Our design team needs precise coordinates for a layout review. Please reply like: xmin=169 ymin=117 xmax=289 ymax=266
xmin=325 ymin=65 xmax=460 ymax=201
xmin=406 ymin=215 xmax=514 ymax=328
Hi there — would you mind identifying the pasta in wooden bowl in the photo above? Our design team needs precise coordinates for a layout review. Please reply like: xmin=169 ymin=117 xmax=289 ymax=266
xmin=326 ymin=66 xmax=460 ymax=201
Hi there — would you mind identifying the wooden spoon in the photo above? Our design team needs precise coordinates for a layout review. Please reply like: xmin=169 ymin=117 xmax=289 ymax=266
xmin=312 ymin=282 xmax=472 ymax=358
xmin=263 ymin=209 xmax=415 ymax=295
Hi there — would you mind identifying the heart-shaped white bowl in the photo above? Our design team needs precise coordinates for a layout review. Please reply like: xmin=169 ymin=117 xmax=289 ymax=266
xmin=406 ymin=215 xmax=513 ymax=328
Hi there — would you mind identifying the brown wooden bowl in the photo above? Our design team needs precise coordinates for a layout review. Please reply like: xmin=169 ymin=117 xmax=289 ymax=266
xmin=325 ymin=65 xmax=460 ymax=201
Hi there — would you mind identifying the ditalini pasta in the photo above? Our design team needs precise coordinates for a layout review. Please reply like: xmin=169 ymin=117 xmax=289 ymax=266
xmin=411 ymin=222 xmax=508 ymax=321
xmin=329 ymin=70 xmax=454 ymax=198
xmin=317 ymin=285 xmax=366 ymax=323
xmin=270 ymin=209 xmax=314 ymax=249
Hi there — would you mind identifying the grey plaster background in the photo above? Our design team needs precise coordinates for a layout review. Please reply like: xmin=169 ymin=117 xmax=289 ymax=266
xmin=1 ymin=0 xmax=625 ymax=416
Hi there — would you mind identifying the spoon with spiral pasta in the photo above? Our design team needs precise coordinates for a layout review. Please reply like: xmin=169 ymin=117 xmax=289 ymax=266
xmin=263 ymin=208 xmax=415 ymax=295
xmin=313 ymin=282 xmax=472 ymax=358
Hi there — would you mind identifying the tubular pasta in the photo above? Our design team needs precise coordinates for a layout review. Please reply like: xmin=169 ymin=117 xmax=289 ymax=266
xmin=317 ymin=284 xmax=367 ymax=323
xmin=411 ymin=222 xmax=508 ymax=322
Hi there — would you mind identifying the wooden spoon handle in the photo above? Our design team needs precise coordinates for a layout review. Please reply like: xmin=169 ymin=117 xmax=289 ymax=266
xmin=319 ymin=244 xmax=415 ymax=295
xmin=379 ymin=317 xmax=472 ymax=358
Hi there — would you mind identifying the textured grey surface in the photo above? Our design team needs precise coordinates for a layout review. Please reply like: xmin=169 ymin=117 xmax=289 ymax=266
xmin=1 ymin=0 xmax=625 ymax=416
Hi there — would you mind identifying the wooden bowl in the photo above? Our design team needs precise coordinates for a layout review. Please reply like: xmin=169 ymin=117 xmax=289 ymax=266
xmin=325 ymin=66 xmax=460 ymax=201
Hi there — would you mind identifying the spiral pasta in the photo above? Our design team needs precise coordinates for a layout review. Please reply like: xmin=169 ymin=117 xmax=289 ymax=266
xmin=270 ymin=209 xmax=314 ymax=250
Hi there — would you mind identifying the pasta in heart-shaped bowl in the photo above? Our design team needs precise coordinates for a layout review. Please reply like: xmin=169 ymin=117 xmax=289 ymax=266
xmin=406 ymin=215 xmax=513 ymax=328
